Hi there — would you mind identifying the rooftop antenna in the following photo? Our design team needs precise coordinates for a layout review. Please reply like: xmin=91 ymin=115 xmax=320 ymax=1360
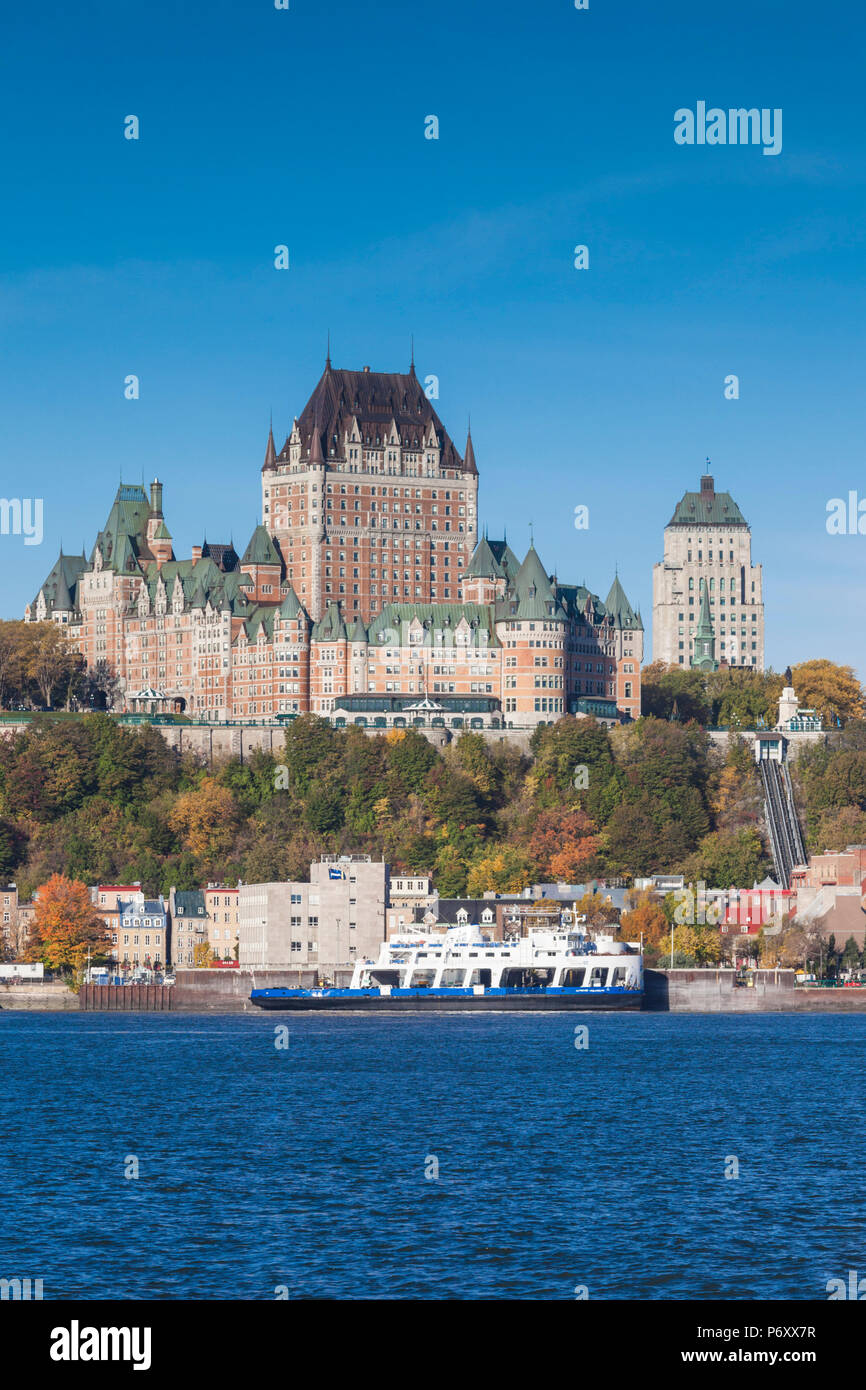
xmin=410 ymin=333 xmax=415 ymax=369
xmin=326 ymin=330 xmax=331 ymax=369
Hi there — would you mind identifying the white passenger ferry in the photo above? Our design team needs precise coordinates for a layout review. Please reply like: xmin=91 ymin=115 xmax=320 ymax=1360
xmin=250 ymin=923 xmax=643 ymax=1011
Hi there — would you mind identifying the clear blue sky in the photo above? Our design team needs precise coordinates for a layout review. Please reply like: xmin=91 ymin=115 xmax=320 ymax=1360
xmin=2 ymin=0 xmax=865 ymax=676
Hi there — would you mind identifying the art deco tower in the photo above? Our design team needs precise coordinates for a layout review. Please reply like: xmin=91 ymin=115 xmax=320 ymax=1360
xmin=652 ymin=471 xmax=764 ymax=670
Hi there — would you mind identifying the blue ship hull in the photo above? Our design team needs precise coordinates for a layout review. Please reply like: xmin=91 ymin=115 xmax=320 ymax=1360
xmin=250 ymin=985 xmax=643 ymax=1012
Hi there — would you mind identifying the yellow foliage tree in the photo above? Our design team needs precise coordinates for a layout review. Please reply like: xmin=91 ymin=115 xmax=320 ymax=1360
xmin=669 ymin=923 xmax=724 ymax=965
xmin=790 ymin=660 xmax=865 ymax=725
xmin=169 ymin=778 xmax=239 ymax=859
xmin=466 ymin=848 xmax=533 ymax=896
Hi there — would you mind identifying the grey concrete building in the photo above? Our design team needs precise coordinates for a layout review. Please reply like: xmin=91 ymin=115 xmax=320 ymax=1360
xmin=238 ymin=855 xmax=387 ymax=970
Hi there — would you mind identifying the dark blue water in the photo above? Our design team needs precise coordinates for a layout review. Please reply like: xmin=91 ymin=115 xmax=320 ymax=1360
xmin=1 ymin=1011 xmax=864 ymax=1300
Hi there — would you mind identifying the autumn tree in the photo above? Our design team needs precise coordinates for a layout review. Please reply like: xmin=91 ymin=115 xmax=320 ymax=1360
xmin=668 ymin=923 xmax=723 ymax=967
xmin=0 ymin=621 xmax=33 ymax=708
xmin=168 ymin=778 xmax=240 ymax=861
xmin=527 ymin=808 xmax=600 ymax=882
xmin=26 ymin=873 xmax=112 ymax=972
xmin=790 ymin=660 xmax=865 ymax=726
xmin=573 ymin=890 xmax=620 ymax=928
xmin=619 ymin=892 xmax=668 ymax=949
xmin=466 ymin=846 xmax=533 ymax=896
xmin=27 ymin=626 xmax=82 ymax=709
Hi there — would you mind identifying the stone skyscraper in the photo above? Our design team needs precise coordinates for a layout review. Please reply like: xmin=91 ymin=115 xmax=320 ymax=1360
xmin=652 ymin=471 xmax=764 ymax=670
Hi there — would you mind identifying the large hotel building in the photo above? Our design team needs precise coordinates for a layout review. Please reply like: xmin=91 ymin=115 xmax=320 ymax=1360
xmin=25 ymin=358 xmax=643 ymax=726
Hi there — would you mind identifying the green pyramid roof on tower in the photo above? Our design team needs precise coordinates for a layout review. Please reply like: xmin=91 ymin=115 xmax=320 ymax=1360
xmin=153 ymin=519 xmax=172 ymax=541
xmin=278 ymin=587 xmax=307 ymax=621
xmin=312 ymin=602 xmax=347 ymax=643
xmin=241 ymin=525 xmax=281 ymax=567
xmin=32 ymin=549 xmax=87 ymax=613
xmin=509 ymin=545 xmax=566 ymax=622
xmin=465 ymin=536 xmax=505 ymax=581
xmin=604 ymin=574 xmax=643 ymax=630
xmin=91 ymin=483 xmax=152 ymax=571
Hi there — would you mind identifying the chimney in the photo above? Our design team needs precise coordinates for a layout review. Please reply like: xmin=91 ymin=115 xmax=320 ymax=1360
xmin=150 ymin=478 xmax=163 ymax=515
xmin=191 ymin=545 xmax=202 ymax=563
xmin=700 ymin=473 xmax=714 ymax=498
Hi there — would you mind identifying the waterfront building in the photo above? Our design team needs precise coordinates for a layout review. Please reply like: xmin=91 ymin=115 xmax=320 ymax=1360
xmin=115 ymin=891 xmax=168 ymax=972
xmin=204 ymin=884 xmax=239 ymax=962
xmin=238 ymin=856 xmax=387 ymax=970
xmin=652 ymin=471 xmax=765 ymax=669
xmin=0 ymin=885 xmax=19 ymax=958
xmin=168 ymin=888 xmax=209 ymax=968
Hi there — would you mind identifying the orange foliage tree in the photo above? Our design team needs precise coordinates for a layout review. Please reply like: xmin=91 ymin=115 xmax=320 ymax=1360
xmin=26 ymin=873 xmax=112 ymax=971
xmin=619 ymin=892 xmax=669 ymax=949
xmin=528 ymin=809 xmax=601 ymax=882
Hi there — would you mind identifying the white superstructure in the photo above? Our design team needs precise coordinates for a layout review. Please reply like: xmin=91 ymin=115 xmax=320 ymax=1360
xmin=350 ymin=923 xmax=643 ymax=993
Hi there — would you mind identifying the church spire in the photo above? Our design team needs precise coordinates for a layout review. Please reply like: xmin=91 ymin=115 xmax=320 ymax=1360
xmin=691 ymin=578 xmax=718 ymax=671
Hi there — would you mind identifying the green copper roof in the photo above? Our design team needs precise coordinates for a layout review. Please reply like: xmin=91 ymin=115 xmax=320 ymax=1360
xmin=33 ymin=549 xmax=87 ymax=613
xmin=173 ymin=890 xmax=206 ymax=916
xmin=347 ymin=618 xmax=368 ymax=642
xmin=691 ymin=578 xmax=718 ymax=671
xmin=240 ymin=607 xmax=277 ymax=642
xmin=604 ymin=574 xmax=643 ymax=631
xmin=278 ymin=587 xmax=307 ymax=621
xmin=668 ymin=479 xmax=747 ymax=527
xmin=368 ymin=602 xmax=500 ymax=649
xmin=507 ymin=546 xmax=566 ymax=622
xmin=312 ymin=602 xmax=347 ymax=643
xmin=91 ymin=483 xmax=152 ymax=571
xmin=153 ymin=519 xmax=172 ymax=541
xmin=489 ymin=540 xmax=520 ymax=583
xmin=465 ymin=536 xmax=505 ymax=581
xmin=240 ymin=524 xmax=281 ymax=567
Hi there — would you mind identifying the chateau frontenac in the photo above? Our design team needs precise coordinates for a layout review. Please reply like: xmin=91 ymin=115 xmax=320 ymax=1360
xmin=25 ymin=359 xmax=643 ymax=726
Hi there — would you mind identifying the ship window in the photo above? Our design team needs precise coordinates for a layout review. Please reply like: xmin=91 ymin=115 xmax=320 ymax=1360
xmin=561 ymin=968 xmax=586 ymax=987
xmin=590 ymin=967 xmax=608 ymax=987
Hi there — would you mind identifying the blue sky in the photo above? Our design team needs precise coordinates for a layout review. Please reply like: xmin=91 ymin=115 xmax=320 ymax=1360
xmin=2 ymin=0 xmax=865 ymax=675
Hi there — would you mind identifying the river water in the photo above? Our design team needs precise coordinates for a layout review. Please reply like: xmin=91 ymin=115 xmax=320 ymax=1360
xmin=1 ymin=1011 xmax=863 ymax=1299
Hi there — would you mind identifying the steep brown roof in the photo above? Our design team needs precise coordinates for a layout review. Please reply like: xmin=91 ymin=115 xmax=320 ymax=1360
xmin=291 ymin=362 xmax=466 ymax=471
